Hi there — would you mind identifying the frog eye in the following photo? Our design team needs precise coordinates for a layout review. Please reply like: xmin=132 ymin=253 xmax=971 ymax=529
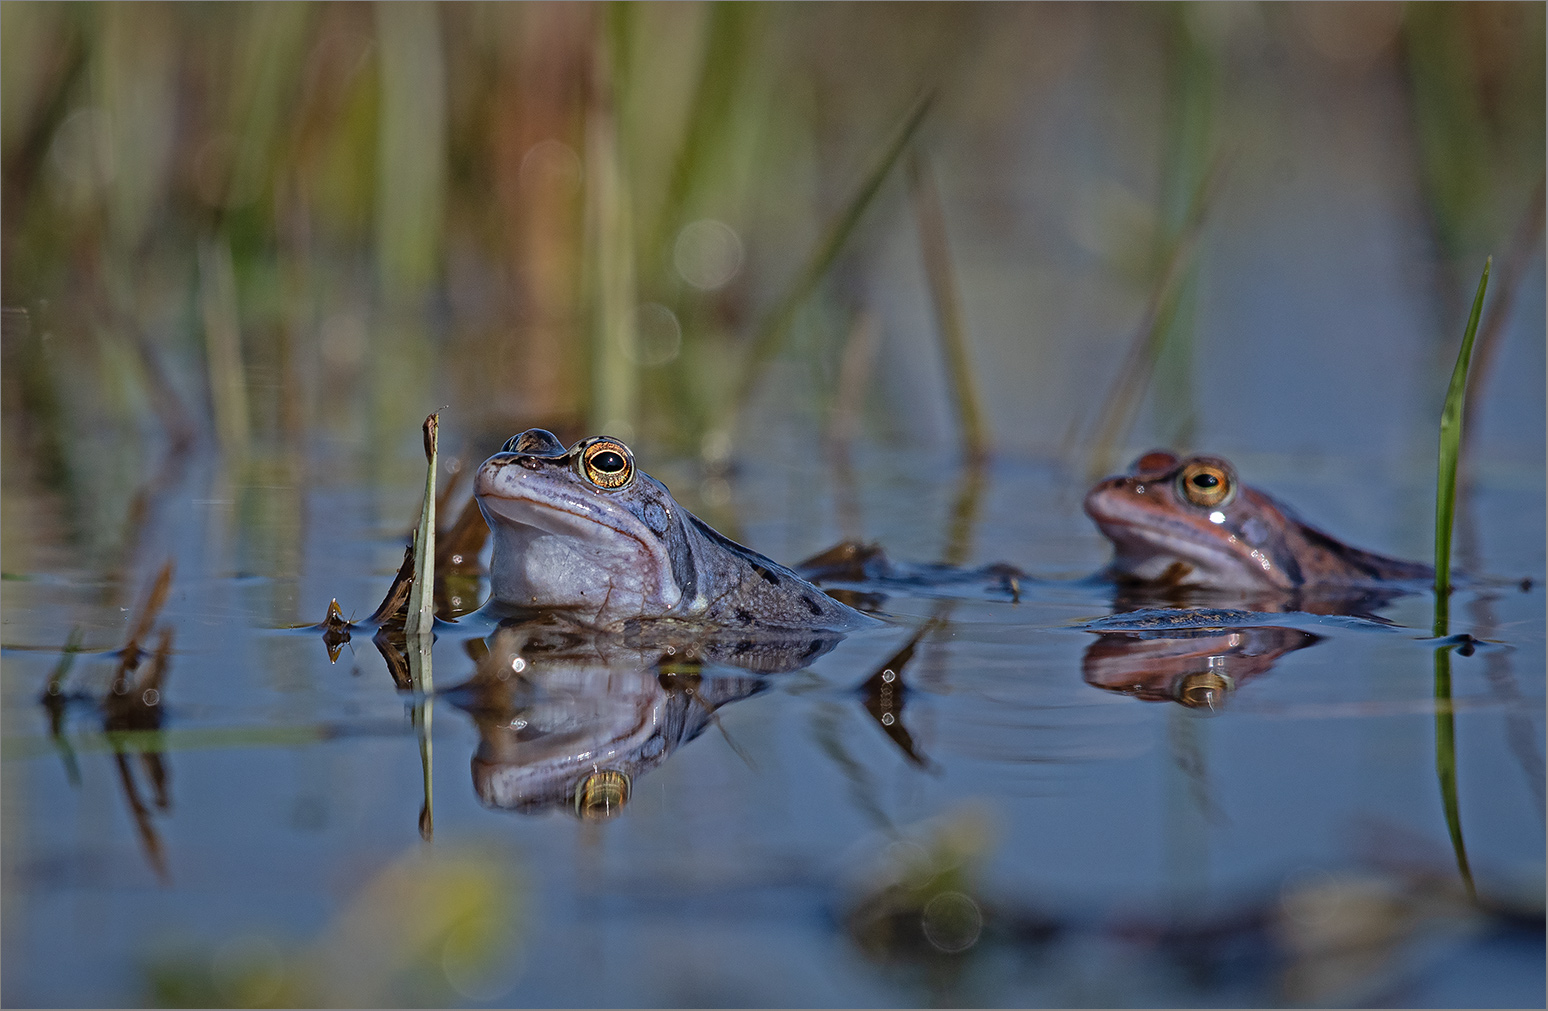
xmin=1177 ymin=459 xmax=1235 ymax=508
xmin=581 ymin=439 xmax=634 ymax=489
xmin=1176 ymin=670 xmax=1232 ymax=711
xmin=573 ymin=769 xmax=630 ymax=819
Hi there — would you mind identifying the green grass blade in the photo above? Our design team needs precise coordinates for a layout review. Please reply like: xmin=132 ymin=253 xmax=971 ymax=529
xmin=908 ymin=152 xmax=987 ymax=462
xmin=1076 ymin=156 xmax=1225 ymax=481
xmin=586 ymin=39 xmax=639 ymax=439
xmin=647 ymin=1 xmax=755 ymax=261
xmin=1434 ymin=256 xmax=1490 ymax=614
xmin=1431 ymin=255 xmax=1489 ymax=902
xmin=727 ymin=90 xmax=935 ymax=416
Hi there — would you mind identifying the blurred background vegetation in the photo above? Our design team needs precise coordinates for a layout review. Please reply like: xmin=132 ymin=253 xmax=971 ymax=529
xmin=1 ymin=1 xmax=1542 ymax=574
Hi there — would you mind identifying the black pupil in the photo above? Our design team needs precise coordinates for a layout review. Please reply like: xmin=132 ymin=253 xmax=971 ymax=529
xmin=592 ymin=451 xmax=625 ymax=473
xmin=1192 ymin=473 xmax=1219 ymax=489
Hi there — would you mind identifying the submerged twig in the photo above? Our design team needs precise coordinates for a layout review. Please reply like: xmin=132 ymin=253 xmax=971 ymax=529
xmin=367 ymin=547 xmax=416 ymax=627
xmin=109 ymin=560 xmax=175 ymax=696
xmin=113 ymin=751 xmax=169 ymax=883
xmin=103 ymin=624 xmax=176 ymax=884
xmin=105 ymin=626 xmax=174 ymax=728
xmin=321 ymin=599 xmax=351 ymax=663
xmin=857 ymin=619 xmax=946 ymax=772
xmin=373 ymin=629 xmax=414 ymax=692
xmin=41 ymin=627 xmax=86 ymax=786
xmin=126 ymin=560 xmax=176 ymax=657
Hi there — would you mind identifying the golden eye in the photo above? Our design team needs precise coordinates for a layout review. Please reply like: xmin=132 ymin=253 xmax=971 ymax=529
xmin=581 ymin=439 xmax=634 ymax=489
xmin=1177 ymin=458 xmax=1235 ymax=508
xmin=1176 ymin=670 xmax=1232 ymax=711
xmin=574 ymin=769 xmax=630 ymax=820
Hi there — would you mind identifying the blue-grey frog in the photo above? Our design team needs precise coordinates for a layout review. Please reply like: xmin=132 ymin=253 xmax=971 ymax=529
xmin=474 ymin=429 xmax=880 ymax=631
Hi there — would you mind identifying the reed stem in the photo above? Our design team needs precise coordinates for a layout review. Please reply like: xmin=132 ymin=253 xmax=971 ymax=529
xmin=406 ymin=413 xmax=438 ymax=695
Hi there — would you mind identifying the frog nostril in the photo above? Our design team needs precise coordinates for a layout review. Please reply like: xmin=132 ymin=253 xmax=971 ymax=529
xmin=517 ymin=457 xmax=544 ymax=471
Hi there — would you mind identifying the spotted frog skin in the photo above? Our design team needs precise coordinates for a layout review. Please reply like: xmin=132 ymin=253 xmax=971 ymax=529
xmin=474 ymin=429 xmax=879 ymax=631
xmin=1083 ymin=451 xmax=1433 ymax=591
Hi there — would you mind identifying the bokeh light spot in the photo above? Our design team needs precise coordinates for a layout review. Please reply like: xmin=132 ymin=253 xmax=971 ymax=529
xmin=673 ymin=219 xmax=743 ymax=290
xmin=624 ymin=302 xmax=682 ymax=366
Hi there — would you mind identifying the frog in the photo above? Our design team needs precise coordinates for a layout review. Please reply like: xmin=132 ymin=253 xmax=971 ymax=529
xmin=474 ymin=429 xmax=880 ymax=631
xmin=1083 ymin=450 xmax=1433 ymax=592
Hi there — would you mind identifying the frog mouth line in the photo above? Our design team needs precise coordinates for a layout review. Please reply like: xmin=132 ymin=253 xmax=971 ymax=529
xmin=479 ymin=491 xmax=658 ymax=552
xmin=1088 ymin=512 xmax=1283 ymax=586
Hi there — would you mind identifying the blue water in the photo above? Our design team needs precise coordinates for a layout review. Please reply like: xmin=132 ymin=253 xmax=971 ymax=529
xmin=2 ymin=438 xmax=1542 ymax=1007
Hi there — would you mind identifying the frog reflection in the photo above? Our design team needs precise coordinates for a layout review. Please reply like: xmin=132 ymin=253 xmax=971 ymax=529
xmin=442 ymin=613 xmax=843 ymax=817
xmin=1082 ymin=618 xmax=1322 ymax=711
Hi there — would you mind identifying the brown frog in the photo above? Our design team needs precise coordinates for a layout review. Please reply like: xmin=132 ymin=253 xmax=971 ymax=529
xmin=1084 ymin=451 xmax=1433 ymax=592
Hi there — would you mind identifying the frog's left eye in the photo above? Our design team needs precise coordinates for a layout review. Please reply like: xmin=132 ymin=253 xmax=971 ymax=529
xmin=581 ymin=439 xmax=634 ymax=489
xmin=1177 ymin=459 xmax=1235 ymax=508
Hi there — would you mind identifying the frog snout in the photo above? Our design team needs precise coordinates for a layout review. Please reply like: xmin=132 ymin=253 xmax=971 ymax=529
xmin=474 ymin=456 xmax=513 ymax=497
xmin=1082 ymin=479 xmax=1126 ymax=521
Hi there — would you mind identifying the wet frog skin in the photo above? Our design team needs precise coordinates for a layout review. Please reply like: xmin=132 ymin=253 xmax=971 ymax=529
xmin=1084 ymin=451 xmax=1433 ymax=592
xmin=475 ymin=429 xmax=879 ymax=631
